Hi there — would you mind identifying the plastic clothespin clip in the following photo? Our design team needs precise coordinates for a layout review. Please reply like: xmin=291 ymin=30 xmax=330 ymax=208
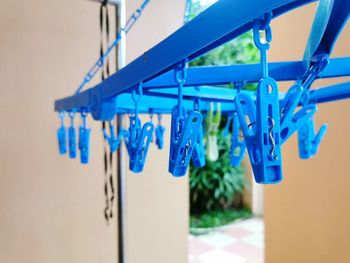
xmin=223 ymin=114 xmax=233 ymax=138
xmin=191 ymin=99 xmax=206 ymax=168
xmin=279 ymin=84 xmax=317 ymax=144
xmin=125 ymin=116 xmax=154 ymax=173
xmin=78 ymin=110 xmax=91 ymax=164
xmin=125 ymin=84 xmax=154 ymax=173
xmin=169 ymin=61 xmax=203 ymax=176
xmin=235 ymin=13 xmax=282 ymax=184
xmin=68 ymin=111 xmax=77 ymax=159
xmin=57 ymin=111 xmax=67 ymax=155
xmin=230 ymin=112 xmax=246 ymax=167
xmin=169 ymin=108 xmax=202 ymax=176
xmin=155 ymin=114 xmax=166 ymax=150
xmin=149 ymin=110 xmax=154 ymax=143
xmin=298 ymin=117 xmax=327 ymax=159
xmin=205 ymin=102 xmax=221 ymax=162
xmin=102 ymin=120 xmax=126 ymax=153
xmin=294 ymin=57 xmax=328 ymax=158
xmin=224 ymin=82 xmax=244 ymax=137
xmin=235 ymin=84 xmax=282 ymax=184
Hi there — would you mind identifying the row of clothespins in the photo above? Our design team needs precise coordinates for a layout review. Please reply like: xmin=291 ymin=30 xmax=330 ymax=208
xmin=56 ymin=91 xmax=327 ymax=183
xmin=56 ymin=102 xmax=237 ymax=172
xmin=56 ymin=14 xmax=329 ymax=184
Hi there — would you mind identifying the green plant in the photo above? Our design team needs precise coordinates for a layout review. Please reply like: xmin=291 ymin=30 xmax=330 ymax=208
xmin=190 ymin=131 xmax=247 ymax=215
xmin=188 ymin=0 xmax=259 ymax=218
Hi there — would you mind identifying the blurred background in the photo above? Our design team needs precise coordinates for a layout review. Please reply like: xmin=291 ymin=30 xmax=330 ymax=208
xmin=0 ymin=0 xmax=349 ymax=263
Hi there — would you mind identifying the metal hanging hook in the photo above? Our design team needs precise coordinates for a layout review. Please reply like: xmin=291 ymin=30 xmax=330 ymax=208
xmin=268 ymin=117 xmax=278 ymax=160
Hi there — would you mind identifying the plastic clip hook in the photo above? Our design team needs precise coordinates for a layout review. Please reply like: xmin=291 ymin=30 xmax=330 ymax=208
xmin=169 ymin=60 xmax=203 ymax=176
xmin=68 ymin=111 xmax=77 ymax=159
xmin=102 ymin=121 xmax=127 ymax=153
xmin=57 ymin=112 xmax=67 ymax=155
xmin=234 ymin=78 xmax=282 ymax=184
xmin=191 ymin=100 xmax=206 ymax=168
xmin=253 ymin=13 xmax=272 ymax=50
xmin=223 ymin=114 xmax=233 ymax=138
xmin=125 ymin=85 xmax=154 ymax=173
xmin=298 ymin=117 xmax=327 ymax=159
xmin=230 ymin=112 xmax=246 ymax=167
xmin=149 ymin=110 xmax=154 ymax=143
xmin=279 ymin=84 xmax=317 ymax=144
xmin=155 ymin=114 xmax=166 ymax=150
xmin=79 ymin=111 xmax=91 ymax=164
xmin=253 ymin=13 xmax=272 ymax=78
xmin=235 ymin=13 xmax=282 ymax=184
xmin=169 ymin=108 xmax=202 ymax=176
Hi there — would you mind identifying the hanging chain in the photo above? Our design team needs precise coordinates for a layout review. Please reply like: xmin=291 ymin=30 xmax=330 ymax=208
xmin=75 ymin=0 xmax=151 ymax=94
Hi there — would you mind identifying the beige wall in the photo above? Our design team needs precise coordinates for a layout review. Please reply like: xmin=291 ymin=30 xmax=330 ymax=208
xmin=2 ymin=1 xmax=349 ymax=263
xmin=124 ymin=2 xmax=188 ymax=263
xmin=0 ymin=0 xmax=187 ymax=263
xmin=0 ymin=1 xmax=117 ymax=263
xmin=266 ymin=3 xmax=350 ymax=263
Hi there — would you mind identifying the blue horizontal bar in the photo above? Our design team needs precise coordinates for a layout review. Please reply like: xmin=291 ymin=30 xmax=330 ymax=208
xmin=309 ymin=81 xmax=350 ymax=104
xmin=110 ymin=80 xmax=350 ymax=114
xmin=55 ymin=0 xmax=315 ymax=112
xmin=114 ymin=92 xmax=237 ymax=114
xmin=144 ymin=57 xmax=350 ymax=88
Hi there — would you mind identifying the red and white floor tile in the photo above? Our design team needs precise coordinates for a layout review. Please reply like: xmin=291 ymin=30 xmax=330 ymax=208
xmin=188 ymin=218 xmax=264 ymax=263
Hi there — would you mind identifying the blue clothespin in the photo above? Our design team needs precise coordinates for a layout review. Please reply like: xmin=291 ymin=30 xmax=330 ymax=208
xmin=149 ymin=110 xmax=154 ymax=143
xmin=279 ymin=84 xmax=317 ymax=144
xmin=79 ymin=111 xmax=91 ymax=164
xmin=169 ymin=108 xmax=202 ymax=176
xmin=124 ymin=84 xmax=154 ymax=173
xmin=125 ymin=116 xmax=154 ymax=173
xmin=223 ymin=114 xmax=233 ymax=138
xmin=235 ymin=13 xmax=282 ymax=184
xmin=102 ymin=120 xmax=126 ymax=153
xmin=230 ymin=112 xmax=246 ymax=167
xmin=57 ymin=112 xmax=67 ymax=155
xmin=298 ymin=117 xmax=327 ymax=159
xmin=169 ymin=61 xmax=203 ymax=176
xmin=192 ymin=124 xmax=206 ymax=168
xmin=68 ymin=111 xmax=77 ymax=159
xmin=191 ymin=99 xmax=206 ymax=168
xmin=155 ymin=114 xmax=165 ymax=150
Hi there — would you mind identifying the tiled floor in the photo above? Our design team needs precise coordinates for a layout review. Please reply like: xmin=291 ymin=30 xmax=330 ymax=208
xmin=189 ymin=217 xmax=264 ymax=263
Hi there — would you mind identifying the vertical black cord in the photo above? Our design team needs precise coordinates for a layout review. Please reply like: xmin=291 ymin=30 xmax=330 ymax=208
xmin=100 ymin=2 xmax=124 ymax=261
xmin=100 ymin=0 xmax=114 ymax=224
